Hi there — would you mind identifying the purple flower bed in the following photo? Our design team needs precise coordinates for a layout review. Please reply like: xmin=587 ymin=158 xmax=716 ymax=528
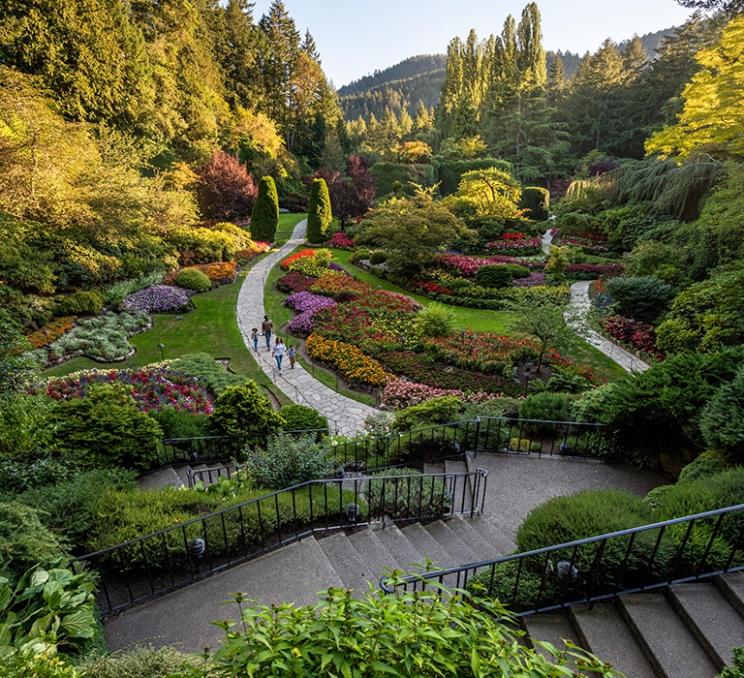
xmin=513 ymin=272 xmax=546 ymax=287
xmin=122 ymin=285 xmax=192 ymax=313
xmin=285 ymin=291 xmax=337 ymax=336
xmin=328 ymin=262 xmax=345 ymax=272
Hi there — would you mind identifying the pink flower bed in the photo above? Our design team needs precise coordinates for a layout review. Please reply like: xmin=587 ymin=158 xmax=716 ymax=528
xmin=327 ymin=233 xmax=355 ymax=249
xmin=485 ymin=238 xmax=542 ymax=255
xmin=439 ymin=254 xmax=544 ymax=277
xmin=566 ymin=263 xmax=624 ymax=277
xmin=602 ymin=316 xmax=663 ymax=359
xmin=380 ymin=377 xmax=495 ymax=409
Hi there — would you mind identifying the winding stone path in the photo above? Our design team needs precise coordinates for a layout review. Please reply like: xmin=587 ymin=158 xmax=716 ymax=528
xmin=568 ymin=281 xmax=650 ymax=373
xmin=237 ymin=219 xmax=381 ymax=435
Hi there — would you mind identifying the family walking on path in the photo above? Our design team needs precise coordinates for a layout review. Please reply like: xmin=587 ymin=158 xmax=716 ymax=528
xmin=251 ymin=315 xmax=296 ymax=373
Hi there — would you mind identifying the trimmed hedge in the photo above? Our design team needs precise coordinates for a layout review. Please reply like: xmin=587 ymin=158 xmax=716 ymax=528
xmin=174 ymin=268 xmax=211 ymax=292
xmin=250 ymin=176 xmax=279 ymax=242
xmin=306 ymin=178 xmax=333 ymax=244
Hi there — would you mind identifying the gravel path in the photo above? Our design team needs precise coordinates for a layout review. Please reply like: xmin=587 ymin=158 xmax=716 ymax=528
xmin=236 ymin=219 xmax=381 ymax=435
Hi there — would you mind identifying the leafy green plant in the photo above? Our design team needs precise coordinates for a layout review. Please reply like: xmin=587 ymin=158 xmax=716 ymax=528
xmin=393 ymin=396 xmax=462 ymax=432
xmin=519 ymin=392 xmax=575 ymax=431
xmin=700 ymin=367 xmax=744 ymax=462
xmin=0 ymin=567 xmax=96 ymax=656
xmin=250 ymin=176 xmax=279 ymax=242
xmin=306 ymin=178 xmax=332 ymax=244
xmin=0 ymin=457 xmax=81 ymax=495
xmin=413 ymin=304 xmax=454 ymax=338
xmin=604 ymin=275 xmax=674 ymax=322
xmin=279 ymin=404 xmax=328 ymax=436
xmin=678 ymin=451 xmax=731 ymax=483
xmin=78 ymin=647 xmax=197 ymax=677
xmin=245 ymin=434 xmax=334 ymax=490
xmin=174 ymin=268 xmax=211 ymax=293
xmin=205 ymin=585 xmax=618 ymax=676
xmin=151 ymin=407 xmax=210 ymax=439
xmin=209 ymin=382 xmax=283 ymax=445
xmin=474 ymin=265 xmax=512 ymax=288
xmin=2 ymin=650 xmax=80 ymax=677
xmin=168 ymin=353 xmax=247 ymax=396
xmin=53 ymin=291 xmax=104 ymax=316
xmin=366 ymin=468 xmax=451 ymax=519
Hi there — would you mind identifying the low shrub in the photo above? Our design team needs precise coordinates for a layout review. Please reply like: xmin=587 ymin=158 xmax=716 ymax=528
xmin=53 ymin=290 xmax=104 ymax=316
xmin=519 ymin=392 xmax=575 ymax=427
xmin=413 ymin=304 xmax=454 ymax=338
xmin=0 ymin=502 xmax=70 ymax=582
xmin=605 ymin=276 xmax=674 ymax=322
xmin=475 ymin=265 xmax=513 ymax=288
xmin=700 ymin=367 xmax=744 ymax=462
xmin=173 ymin=267 xmax=212 ymax=292
xmin=279 ymin=404 xmax=328 ymax=435
xmin=369 ymin=250 xmax=387 ymax=265
xmin=210 ymin=382 xmax=284 ymax=444
xmin=245 ymin=434 xmax=334 ymax=489
xmin=520 ymin=186 xmax=550 ymax=221
xmin=151 ymin=407 xmax=210 ymax=439
xmin=78 ymin=647 xmax=197 ymax=677
xmin=366 ymin=468 xmax=450 ymax=519
xmin=508 ymin=437 xmax=542 ymax=453
xmin=168 ymin=353 xmax=247 ymax=395
xmin=678 ymin=451 xmax=731 ymax=483
xmin=0 ymin=457 xmax=81 ymax=495
xmin=393 ymin=396 xmax=462 ymax=432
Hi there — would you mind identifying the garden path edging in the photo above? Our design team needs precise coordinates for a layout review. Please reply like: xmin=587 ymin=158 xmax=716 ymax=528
xmin=236 ymin=219 xmax=381 ymax=435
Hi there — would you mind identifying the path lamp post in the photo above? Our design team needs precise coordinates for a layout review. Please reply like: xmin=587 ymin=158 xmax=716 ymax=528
xmin=158 ymin=343 xmax=165 ymax=361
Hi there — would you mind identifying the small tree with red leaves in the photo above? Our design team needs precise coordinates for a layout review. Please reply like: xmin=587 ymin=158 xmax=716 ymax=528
xmin=196 ymin=151 xmax=257 ymax=220
xmin=314 ymin=155 xmax=375 ymax=230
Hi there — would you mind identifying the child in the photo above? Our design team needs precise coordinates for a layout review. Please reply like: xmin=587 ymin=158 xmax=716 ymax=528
xmin=250 ymin=328 xmax=259 ymax=352
xmin=288 ymin=344 xmax=296 ymax=369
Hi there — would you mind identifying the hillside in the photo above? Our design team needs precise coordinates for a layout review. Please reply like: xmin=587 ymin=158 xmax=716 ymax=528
xmin=339 ymin=26 xmax=674 ymax=120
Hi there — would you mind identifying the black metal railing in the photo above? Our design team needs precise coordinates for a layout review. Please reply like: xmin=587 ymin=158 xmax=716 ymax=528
xmin=186 ymin=463 xmax=241 ymax=489
xmin=77 ymin=468 xmax=487 ymax=617
xmin=330 ymin=417 xmax=615 ymax=472
xmin=381 ymin=504 xmax=744 ymax=616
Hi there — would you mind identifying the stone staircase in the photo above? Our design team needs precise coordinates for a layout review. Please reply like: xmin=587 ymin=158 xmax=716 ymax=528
xmin=138 ymin=461 xmax=239 ymax=490
xmin=523 ymin=573 xmax=744 ymax=677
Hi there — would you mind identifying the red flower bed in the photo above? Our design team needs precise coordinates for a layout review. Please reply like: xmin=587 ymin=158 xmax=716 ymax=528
xmin=602 ymin=316 xmax=663 ymax=359
xmin=565 ymin=263 xmax=624 ymax=277
xmin=417 ymin=281 xmax=455 ymax=295
xmin=310 ymin=271 xmax=371 ymax=300
xmin=327 ymin=233 xmax=355 ymax=249
xmin=276 ymin=271 xmax=317 ymax=293
xmin=423 ymin=332 xmax=538 ymax=375
xmin=280 ymin=249 xmax=317 ymax=271
xmin=502 ymin=232 xmax=527 ymax=240
xmin=439 ymin=254 xmax=544 ymax=277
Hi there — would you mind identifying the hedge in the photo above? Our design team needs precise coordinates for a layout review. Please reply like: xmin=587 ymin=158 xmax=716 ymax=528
xmin=435 ymin=158 xmax=513 ymax=196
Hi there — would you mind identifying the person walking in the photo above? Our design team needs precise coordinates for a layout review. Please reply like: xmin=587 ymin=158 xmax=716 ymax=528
xmin=261 ymin=315 xmax=273 ymax=351
xmin=287 ymin=344 xmax=296 ymax=370
xmin=273 ymin=337 xmax=286 ymax=372
xmin=250 ymin=328 xmax=259 ymax=352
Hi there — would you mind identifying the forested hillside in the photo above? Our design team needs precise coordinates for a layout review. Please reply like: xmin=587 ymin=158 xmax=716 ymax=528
xmin=339 ymin=28 xmax=672 ymax=121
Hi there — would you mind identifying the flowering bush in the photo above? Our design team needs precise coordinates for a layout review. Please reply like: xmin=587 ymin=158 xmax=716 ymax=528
xmin=485 ymin=238 xmax=542 ymax=255
xmin=123 ymin=285 xmax=192 ymax=313
xmin=236 ymin=240 xmax=271 ymax=263
xmin=602 ymin=316 xmax=663 ymax=359
xmin=26 ymin=316 xmax=76 ymax=349
xmin=513 ymin=272 xmax=547 ymax=287
xmin=423 ymin=332 xmax=537 ymax=375
xmin=281 ymin=248 xmax=332 ymax=277
xmin=565 ymin=263 xmax=624 ymax=279
xmin=310 ymin=271 xmax=371 ymax=300
xmin=45 ymin=365 xmax=213 ymax=415
xmin=280 ymin=248 xmax=317 ymax=271
xmin=381 ymin=377 xmax=494 ymax=409
xmin=502 ymin=231 xmax=527 ymax=240
xmin=327 ymin=232 xmax=355 ymax=249
xmin=193 ymin=261 xmax=238 ymax=285
xmin=276 ymin=271 xmax=317 ymax=293
xmin=306 ymin=333 xmax=388 ymax=387
xmin=439 ymin=254 xmax=544 ymax=278
xmin=418 ymin=281 xmax=455 ymax=295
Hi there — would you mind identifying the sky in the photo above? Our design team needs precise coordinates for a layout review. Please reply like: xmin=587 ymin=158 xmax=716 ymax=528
xmin=251 ymin=0 xmax=694 ymax=87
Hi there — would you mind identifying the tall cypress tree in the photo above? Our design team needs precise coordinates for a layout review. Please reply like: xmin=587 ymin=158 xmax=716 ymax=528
xmin=306 ymin=178 xmax=332 ymax=244
xmin=251 ymin=176 xmax=279 ymax=242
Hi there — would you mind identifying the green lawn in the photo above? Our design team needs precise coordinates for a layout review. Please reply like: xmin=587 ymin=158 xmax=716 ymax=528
xmin=43 ymin=214 xmax=308 ymax=403
xmin=329 ymin=249 xmax=627 ymax=382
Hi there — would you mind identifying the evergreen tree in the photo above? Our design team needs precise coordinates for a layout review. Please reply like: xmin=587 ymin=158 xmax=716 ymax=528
xmin=623 ymin=36 xmax=648 ymax=75
xmin=302 ymin=29 xmax=320 ymax=62
xmin=217 ymin=0 xmax=262 ymax=109
xmin=548 ymin=53 xmax=567 ymax=104
xmin=251 ymin=176 xmax=279 ymax=242
xmin=306 ymin=177 xmax=332 ymax=243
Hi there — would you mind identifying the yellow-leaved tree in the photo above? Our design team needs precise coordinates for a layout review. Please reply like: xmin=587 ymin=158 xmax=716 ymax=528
xmin=646 ymin=15 xmax=744 ymax=161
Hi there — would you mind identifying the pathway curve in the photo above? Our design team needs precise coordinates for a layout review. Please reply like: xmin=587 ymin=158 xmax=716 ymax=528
xmin=542 ymin=227 xmax=650 ymax=373
xmin=237 ymin=219 xmax=381 ymax=435
xmin=568 ymin=281 xmax=650 ymax=373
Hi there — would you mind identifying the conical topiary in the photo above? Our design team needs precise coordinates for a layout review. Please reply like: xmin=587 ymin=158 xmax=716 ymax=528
xmin=251 ymin=175 xmax=279 ymax=242
xmin=306 ymin=177 xmax=332 ymax=244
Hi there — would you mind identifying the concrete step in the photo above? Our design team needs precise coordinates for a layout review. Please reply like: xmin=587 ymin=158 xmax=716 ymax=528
xmin=348 ymin=529 xmax=400 ymax=582
xmin=423 ymin=462 xmax=443 ymax=475
xmin=400 ymin=523 xmax=452 ymax=570
xmin=668 ymin=583 xmax=744 ymax=670
xmin=716 ymin=572 xmax=744 ymax=617
xmin=446 ymin=516 xmax=498 ymax=562
xmin=375 ymin=525 xmax=427 ymax=575
xmin=444 ymin=459 xmax=467 ymax=475
xmin=466 ymin=515 xmax=517 ymax=555
xmin=571 ymin=603 xmax=656 ymax=678
xmin=173 ymin=465 xmax=191 ymax=488
xmin=316 ymin=531 xmax=371 ymax=597
xmin=523 ymin=612 xmax=583 ymax=659
xmin=424 ymin=520 xmax=479 ymax=566
xmin=138 ymin=466 xmax=183 ymax=491
xmin=620 ymin=593 xmax=718 ymax=678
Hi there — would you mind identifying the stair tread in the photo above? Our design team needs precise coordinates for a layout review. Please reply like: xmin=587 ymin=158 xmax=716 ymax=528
xmin=444 ymin=459 xmax=467 ymax=474
xmin=316 ymin=532 xmax=371 ymax=597
xmin=348 ymin=529 xmax=400 ymax=582
xmin=138 ymin=466 xmax=182 ymax=491
xmin=717 ymin=572 xmax=744 ymax=617
xmin=572 ymin=603 xmax=656 ymax=678
xmin=524 ymin=613 xmax=582 ymax=658
xmin=400 ymin=523 xmax=451 ymax=570
xmin=447 ymin=516 xmax=497 ymax=561
xmin=466 ymin=516 xmax=517 ymax=555
xmin=621 ymin=593 xmax=718 ymax=678
xmin=670 ymin=583 xmax=744 ymax=668
xmin=173 ymin=465 xmax=191 ymax=487
xmin=375 ymin=525 xmax=427 ymax=574
xmin=424 ymin=520 xmax=479 ymax=565
xmin=422 ymin=463 xmax=442 ymax=475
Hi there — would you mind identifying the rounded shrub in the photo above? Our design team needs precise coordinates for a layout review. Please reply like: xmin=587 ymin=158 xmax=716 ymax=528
xmin=245 ymin=434 xmax=333 ymax=489
xmin=414 ymin=304 xmax=454 ymax=338
xmin=210 ymin=381 xmax=284 ymax=445
xmin=678 ymin=450 xmax=731 ymax=483
xmin=604 ymin=275 xmax=674 ymax=322
xmin=475 ymin=265 xmax=513 ymax=288
xmin=53 ymin=290 xmax=104 ymax=316
xmin=520 ymin=392 xmax=575 ymax=428
xmin=250 ymin=176 xmax=279 ymax=242
xmin=520 ymin=186 xmax=550 ymax=221
xmin=174 ymin=267 xmax=211 ymax=292
xmin=369 ymin=250 xmax=388 ymax=265
xmin=279 ymin=404 xmax=328 ymax=435
xmin=307 ymin=178 xmax=333 ymax=244
xmin=700 ymin=366 xmax=744 ymax=462
xmin=504 ymin=264 xmax=531 ymax=279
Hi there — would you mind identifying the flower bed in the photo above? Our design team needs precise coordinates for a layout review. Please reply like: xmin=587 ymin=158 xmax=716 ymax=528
xmin=327 ymin=233 xmax=355 ymax=249
xmin=423 ymin=332 xmax=538 ymax=375
xmin=276 ymin=272 xmax=317 ymax=293
xmin=310 ymin=271 xmax=371 ymax=301
xmin=236 ymin=240 xmax=271 ymax=263
xmin=45 ymin=365 xmax=213 ymax=414
xmin=192 ymin=261 xmax=238 ymax=285
xmin=305 ymin=334 xmax=387 ymax=387
xmin=565 ymin=263 xmax=624 ymax=279
xmin=439 ymin=254 xmax=544 ymax=278
xmin=123 ymin=285 xmax=193 ymax=313
xmin=556 ymin=236 xmax=609 ymax=253
xmin=601 ymin=316 xmax=663 ymax=360
xmin=285 ymin=292 xmax=337 ymax=336
xmin=26 ymin=316 xmax=76 ymax=349
xmin=280 ymin=248 xmax=332 ymax=277
xmin=280 ymin=249 xmax=317 ymax=271
xmin=485 ymin=237 xmax=542 ymax=256
xmin=513 ymin=272 xmax=547 ymax=287
xmin=380 ymin=377 xmax=494 ymax=409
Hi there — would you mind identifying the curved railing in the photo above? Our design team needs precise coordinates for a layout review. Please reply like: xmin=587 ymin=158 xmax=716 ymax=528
xmin=77 ymin=468 xmax=488 ymax=617
xmin=381 ymin=504 xmax=744 ymax=615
